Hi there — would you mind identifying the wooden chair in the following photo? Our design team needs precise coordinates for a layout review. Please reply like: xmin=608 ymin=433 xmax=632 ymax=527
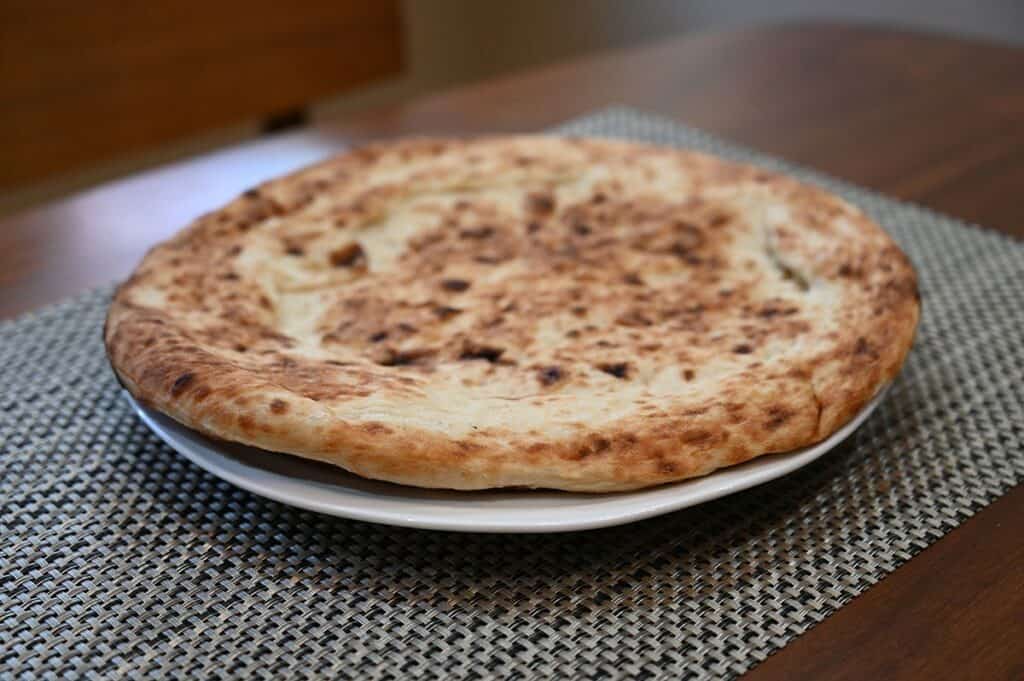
xmin=0 ymin=1 xmax=403 ymax=191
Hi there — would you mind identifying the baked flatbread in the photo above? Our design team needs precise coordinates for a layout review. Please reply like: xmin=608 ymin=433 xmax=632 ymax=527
xmin=105 ymin=137 xmax=919 ymax=491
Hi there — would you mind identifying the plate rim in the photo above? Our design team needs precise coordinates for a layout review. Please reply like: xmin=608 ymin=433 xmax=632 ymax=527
xmin=126 ymin=386 xmax=887 ymax=533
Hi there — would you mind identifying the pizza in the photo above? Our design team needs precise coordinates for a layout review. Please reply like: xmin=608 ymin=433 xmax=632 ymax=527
xmin=105 ymin=137 xmax=919 ymax=491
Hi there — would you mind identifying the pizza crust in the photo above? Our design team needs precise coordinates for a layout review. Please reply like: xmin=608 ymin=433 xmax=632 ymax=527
xmin=105 ymin=137 xmax=919 ymax=491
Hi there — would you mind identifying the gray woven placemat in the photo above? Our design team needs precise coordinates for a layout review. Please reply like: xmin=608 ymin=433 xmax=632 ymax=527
xmin=2 ymin=108 xmax=1023 ymax=680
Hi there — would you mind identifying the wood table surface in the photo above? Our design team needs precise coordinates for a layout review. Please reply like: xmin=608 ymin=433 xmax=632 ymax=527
xmin=2 ymin=22 xmax=1021 ymax=680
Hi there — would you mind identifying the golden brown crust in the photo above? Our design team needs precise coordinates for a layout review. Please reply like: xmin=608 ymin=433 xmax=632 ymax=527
xmin=105 ymin=136 xmax=919 ymax=491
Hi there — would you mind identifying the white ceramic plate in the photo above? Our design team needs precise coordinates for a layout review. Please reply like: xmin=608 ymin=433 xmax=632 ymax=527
xmin=126 ymin=387 xmax=887 ymax=533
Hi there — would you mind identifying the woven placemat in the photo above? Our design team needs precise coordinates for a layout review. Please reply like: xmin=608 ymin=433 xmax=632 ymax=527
xmin=2 ymin=108 xmax=1023 ymax=680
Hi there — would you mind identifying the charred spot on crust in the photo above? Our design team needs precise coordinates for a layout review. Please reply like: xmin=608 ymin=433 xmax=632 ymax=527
xmin=854 ymin=337 xmax=878 ymax=358
xmin=526 ymin=220 xmax=542 ymax=234
xmin=459 ymin=342 xmax=505 ymax=363
xmin=433 ymin=305 xmax=462 ymax=320
xmin=440 ymin=278 xmax=471 ymax=292
xmin=260 ymin=330 xmax=295 ymax=347
xmin=780 ymin=265 xmax=810 ymax=291
xmin=671 ymin=221 xmax=704 ymax=250
xmin=329 ymin=242 xmax=366 ymax=268
xmin=764 ymin=406 xmax=791 ymax=430
xmin=377 ymin=348 xmax=436 ymax=367
xmin=573 ymin=222 xmax=592 ymax=236
xmin=709 ymin=212 xmax=731 ymax=227
xmin=732 ymin=344 xmax=753 ymax=354
xmin=226 ymin=245 xmax=243 ymax=257
xmin=577 ymin=436 xmax=612 ymax=459
xmin=622 ymin=272 xmax=644 ymax=286
xmin=525 ymin=192 xmax=556 ymax=215
xmin=269 ymin=399 xmax=289 ymax=414
xmin=571 ymin=306 xmax=587 ymax=317
xmin=538 ymin=366 xmax=563 ymax=386
xmin=369 ymin=330 xmax=389 ymax=343
xmin=285 ymin=245 xmax=305 ymax=256
xmin=597 ymin=362 xmax=630 ymax=379
xmin=764 ymin=241 xmax=811 ymax=292
xmin=772 ymin=259 xmax=811 ymax=292
xmin=272 ymin=356 xmax=298 ymax=370
xmin=459 ymin=226 xmax=494 ymax=239
xmin=363 ymin=422 xmax=393 ymax=435
xmin=616 ymin=309 xmax=652 ymax=327
xmin=170 ymin=372 xmax=195 ymax=396
xmin=681 ymin=429 xmax=714 ymax=445
xmin=838 ymin=263 xmax=861 ymax=277
xmin=234 ymin=343 xmax=248 ymax=353
xmin=238 ymin=195 xmax=283 ymax=225
xmin=220 ymin=271 xmax=240 ymax=281
xmin=758 ymin=303 xmax=800 ymax=319
xmin=669 ymin=240 xmax=695 ymax=259
xmin=682 ymin=369 xmax=696 ymax=381
xmin=242 ymin=187 xmax=261 ymax=199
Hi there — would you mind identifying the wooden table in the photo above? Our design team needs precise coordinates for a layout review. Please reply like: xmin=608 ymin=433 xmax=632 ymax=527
xmin=2 ymin=22 xmax=1021 ymax=680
